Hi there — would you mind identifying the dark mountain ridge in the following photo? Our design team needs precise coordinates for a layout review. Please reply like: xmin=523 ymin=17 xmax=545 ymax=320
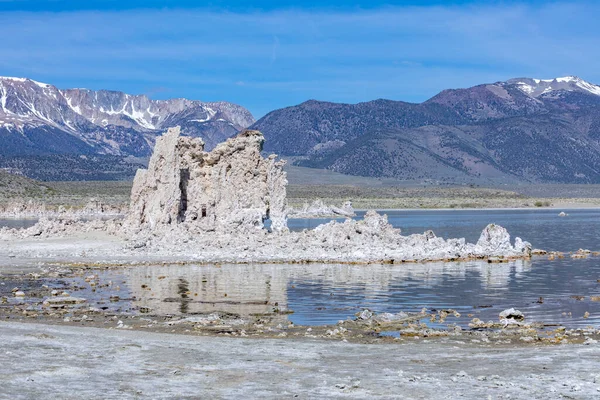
xmin=252 ymin=76 xmax=600 ymax=184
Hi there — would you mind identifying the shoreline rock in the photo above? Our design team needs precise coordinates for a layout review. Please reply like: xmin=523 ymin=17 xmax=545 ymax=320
xmin=0 ymin=199 xmax=125 ymax=220
xmin=0 ymin=127 xmax=534 ymax=265
xmin=115 ymin=211 xmax=531 ymax=264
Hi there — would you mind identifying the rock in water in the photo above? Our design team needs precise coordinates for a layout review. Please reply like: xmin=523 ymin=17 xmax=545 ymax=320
xmin=499 ymin=308 xmax=524 ymax=321
xmin=126 ymin=126 xmax=288 ymax=234
xmin=475 ymin=223 xmax=531 ymax=257
xmin=477 ymin=224 xmax=511 ymax=251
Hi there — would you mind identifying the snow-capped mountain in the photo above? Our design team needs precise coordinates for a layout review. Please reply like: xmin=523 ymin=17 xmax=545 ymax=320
xmin=0 ymin=77 xmax=255 ymax=156
xmin=253 ymin=75 xmax=600 ymax=184
xmin=505 ymin=76 xmax=600 ymax=98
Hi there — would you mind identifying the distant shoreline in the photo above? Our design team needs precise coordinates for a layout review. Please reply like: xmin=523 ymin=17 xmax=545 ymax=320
xmin=353 ymin=205 xmax=600 ymax=212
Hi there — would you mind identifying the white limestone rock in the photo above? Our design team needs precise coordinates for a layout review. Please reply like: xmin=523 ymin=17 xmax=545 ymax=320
xmin=499 ymin=308 xmax=525 ymax=321
xmin=127 ymin=208 xmax=533 ymax=263
xmin=289 ymin=200 xmax=355 ymax=218
xmin=125 ymin=126 xmax=288 ymax=234
xmin=473 ymin=223 xmax=531 ymax=258
xmin=0 ymin=127 xmax=534 ymax=264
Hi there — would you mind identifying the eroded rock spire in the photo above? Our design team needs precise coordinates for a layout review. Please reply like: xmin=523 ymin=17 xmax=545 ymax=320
xmin=126 ymin=126 xmax=288 ymax=234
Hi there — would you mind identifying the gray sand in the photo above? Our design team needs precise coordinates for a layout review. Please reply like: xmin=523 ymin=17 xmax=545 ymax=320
xmin=1 ymin=321 xmax=599 ymax=399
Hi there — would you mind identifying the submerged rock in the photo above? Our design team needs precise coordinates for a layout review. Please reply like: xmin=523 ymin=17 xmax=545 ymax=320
xmin=42 ymin=296 xmax=87 ymax=308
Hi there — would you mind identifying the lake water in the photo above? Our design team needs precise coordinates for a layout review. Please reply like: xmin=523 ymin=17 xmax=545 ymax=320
xmin=11 ymin=257 xmax=598 ymax=330
xmin=0 ymin=219 xmax=38 ymax=229
xmin=3 ymin=209 xmax=600 ymax=329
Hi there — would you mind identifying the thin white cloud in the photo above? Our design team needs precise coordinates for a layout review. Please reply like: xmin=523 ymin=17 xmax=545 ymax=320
xmin=271 ymin=35 xmax=280 ymax=64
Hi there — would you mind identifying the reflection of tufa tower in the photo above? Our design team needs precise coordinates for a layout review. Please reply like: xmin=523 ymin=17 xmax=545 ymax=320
xmin=124 ymin=261 xmax=531 ymax=317
xmin=126 ymin=265 xmax=289 ymax=316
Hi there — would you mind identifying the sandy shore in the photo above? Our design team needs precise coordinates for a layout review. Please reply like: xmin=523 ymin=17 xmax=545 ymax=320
xmin=1 ymin=321 xmax=599 ymax=399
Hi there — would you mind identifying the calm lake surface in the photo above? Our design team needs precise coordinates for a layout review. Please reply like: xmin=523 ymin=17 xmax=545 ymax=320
xmin=0 ymin=219 xmax=37 ymax=229
xmin=3 ymin=209 xmax=600 ymax=329
xmin=13 ymin=258 xmax=598 ymax=329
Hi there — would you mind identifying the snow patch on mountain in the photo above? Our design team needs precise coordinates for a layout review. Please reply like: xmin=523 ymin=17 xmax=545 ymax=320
xmin=64 ymin=95 xmax=80 ymax=114
xmin=0 ymin=77 xmax=254 ymax=132
xmin=506 ymin=76 xmax=600 ymax=97
xmin=0 ymin=76 xmax=255 ymax=156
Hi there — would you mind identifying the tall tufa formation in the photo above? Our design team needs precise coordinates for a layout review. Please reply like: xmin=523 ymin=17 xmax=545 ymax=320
xmin=126 ymin=126 xmax=288 ymax=234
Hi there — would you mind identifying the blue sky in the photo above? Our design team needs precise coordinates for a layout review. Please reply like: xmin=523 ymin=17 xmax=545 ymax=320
xmin=0 ymin=1 xmax=598 ymax=118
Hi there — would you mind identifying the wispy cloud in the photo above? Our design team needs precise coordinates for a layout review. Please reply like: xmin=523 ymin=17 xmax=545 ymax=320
xmin=0 ymin=2 xmax=598 ymax=117
xmin=271 ymin=36 xmax=280 ymax=64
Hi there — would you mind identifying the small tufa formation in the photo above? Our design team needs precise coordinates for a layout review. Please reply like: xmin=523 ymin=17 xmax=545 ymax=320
xmin=126 ymin=126 xmax=288 ymax=234
xmin=499 ymin=308 xmax=525 ymax=321
xmin=475 ymin=223 xmax=531 ymax=258
xmin=288 ymin=199 xmax=355 ymax=218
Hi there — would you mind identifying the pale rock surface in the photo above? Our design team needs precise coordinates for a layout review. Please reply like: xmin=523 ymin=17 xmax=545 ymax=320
xmin=0 ymin=204 xmax=532 ymax=264
xmin=474 ymin=224 xmax=531 ymax=257
xmin=499 ymin=308 xmax=525 ymax=321
xmin=130 ymin=211 xmax=532 ymax=263
xmin=289 ymin=200 xmax=355 ymax=218
xmin=0 ymin=217 xmax=121 ymax=239
xmin=0 ymin=199 xmax=125 ymax=219
xmin=42 ymin=296 xmax=87 ymax=307
xmin=125 ymin=126 xmax=287 ymax=234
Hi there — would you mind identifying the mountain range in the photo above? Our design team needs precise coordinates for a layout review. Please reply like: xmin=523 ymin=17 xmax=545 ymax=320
xmin=2 ymin=75 xmax=600 ymax=183
xmin=252 ymin=75 xmax=600 ymax=184
xmin=0 ymin=77 xmax=254 ymax=156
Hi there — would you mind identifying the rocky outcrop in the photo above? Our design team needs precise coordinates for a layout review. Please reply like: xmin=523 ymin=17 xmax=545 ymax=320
xmin=0 ymin=199 xmax=125 ymax=219
xmin=125 ymin=126 xmax=288 ymax=234
xmin=0 ymin=126 xmax=535 ymax=264
xmin=297 ymin=211 xmax=530 ymax=262
xmin=0 ymin=208 xmax=533 ymax=264
xmin=475 ymin=224 xmax=531 ymax=258
xmin=288 ymin=200 xmax=355 ymax=218
xmin=120 ymin=210 xmax=532 ymax=264
xmin=0 ymin=216 xmax=122 ymax=239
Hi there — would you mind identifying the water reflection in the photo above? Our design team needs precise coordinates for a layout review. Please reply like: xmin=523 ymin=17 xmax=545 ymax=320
xmin=116 ymin=257 xmax=600 ymax=329
xmin=176 ymin=278 xmax=191 ymax=314
xmin=125 ymin=264 xmax=288 ymax=316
